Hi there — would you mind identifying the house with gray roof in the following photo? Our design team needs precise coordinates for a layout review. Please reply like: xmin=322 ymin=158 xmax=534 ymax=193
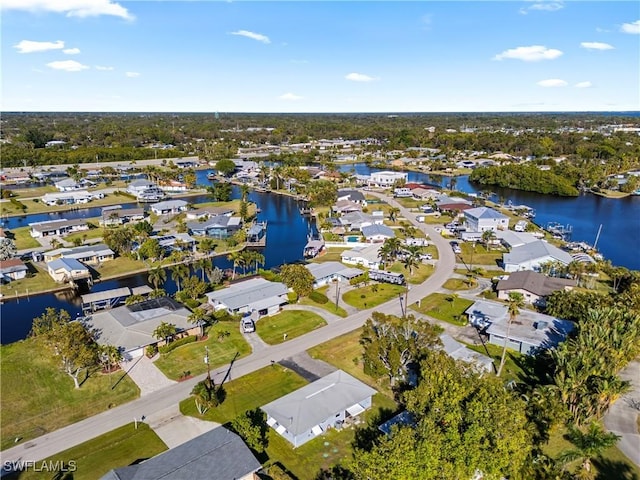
xmin=465 ymin=299 xmax=574 ymax=355
xmin=438 ymin=333 xmax=494 ymax=373
xmin=150 ymin=199 xmax=188 ymax=215
xmin=332 ymin=199 xmax=363 ymax=214
xmin=262 ymin=370 xmax=377 ymax=447
xmin=0 ymin=258 xmax=28 ymax=282
xmin=463 ymin=207 xmax=509 ymax=233
xmin=305 ymin=261 xmax=364 ymax=288
xmin=337 ymin=189 xmax=366 ymax=204
xmin=87 ymin=297 xmax=195 ymax=359
xmin=187 ymin=215 xmax=241 ymax=238
xmin=44 ymin=244 xmax=115 ymax=265
xmin=205 ymin=277 xmax=288 ymax=317
xmin=46 ymin=258 xmax=90 ymax=283
xmin=339 ymin=211 xmax=377 ymax=231
xmin=101 ymin=427 xmax=261 ymax=480
xmin=503 ymin=240 xmax=573 ymax=273
xmin=341 ymin=244 xmax=382 ymax=269
xmin=54 ymin=177 xmax=81 ymax=191
xmin=29 ymin=218 xmax=89 ymax=238
xmin=361 ymin=224 xmax=395 ymax=243
xmin=494 ymin=230 xmax=542 ymax=249
xmin=496 ymin=270 xmax=576 ymax=306
xmin=185 ymin=206 xmax=234 ymax=221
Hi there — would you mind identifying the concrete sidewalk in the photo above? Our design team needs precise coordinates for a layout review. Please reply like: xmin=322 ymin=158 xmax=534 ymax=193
xmin=146 ymin=405 xmax=220 ymax=449
xmin=121 ymin=355 xmax=176 ymax=396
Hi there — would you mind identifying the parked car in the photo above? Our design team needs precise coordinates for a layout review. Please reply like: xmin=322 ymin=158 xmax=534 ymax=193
xmin=450 ymin=241 xmax=462 ymax=254
xmin=241 ymin=318 xmax=255 ymax=333
xmin=420 ymin=253 xmax=433 ymax=260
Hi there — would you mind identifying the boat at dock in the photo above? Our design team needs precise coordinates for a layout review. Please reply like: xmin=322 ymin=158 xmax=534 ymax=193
xmin=546 ymin=221 xmax=573 ymax=240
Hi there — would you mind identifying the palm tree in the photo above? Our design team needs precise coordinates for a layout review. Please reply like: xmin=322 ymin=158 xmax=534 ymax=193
xmin=227 ymin=251 xmax=241 ymax=280
xmin=379 ymin=237 xmax=402 ymax=268
xmin=239 ymin=183 xmax=250 ymax=202
xmin=559 ymin=422 xmax=620 ymax=478
xmin=388 ymin=207 xmax=400 ymax=223
xmin=153 ymin=321 xmax=177 ymax=345
xmin=188 ymin=307 xmax=210 ymax=337
xmin=148 ymin=267 xmax=166 ymax=290
xmin=170 ymin=264 xmax=189 ymax=291
xmin=195 ymin=257 xmax=212 ymax=282
xmin=497 ymin=292 xmax=524 ymax=377
xmin=481 ymin=229 xmax=495 ymax=250
xmin=99 ymin=344 xmax=123 ymax=377
xmin=402 ymin=245 xmax=422 ymax=276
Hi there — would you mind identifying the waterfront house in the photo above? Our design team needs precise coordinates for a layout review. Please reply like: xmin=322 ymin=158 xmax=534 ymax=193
xmin=101 ymin=427 xmax=261 ymax=480
xmin=305 ymin=261 xmax=364 ymax=288
xmin=44 ymin=244 xmax=115 ymax=265
xmin=341 ymin=244 xmax=382 ymax=269
xmin=503 ymin=240 xmax=573 ymax=273
xmin=337 ymin=189 xmax=367 ymax=204
xmin=361 ymin=224 xmax=395 ymax=243
xmin=100 ymin=207 xmax=147 ymax=226
xmin=149 ymin=233 xmax=196 ymax=253
xmin=262 ymin=370 xmax=376 ymax=448
xmin=185 ymin=206 xmax=234 ymax=220
xmin=494 ymin=230 xmax=542 ymax=249
xmin=463 ymin=207 xmax=509 ymax=233
xmin=411 ymin=187 xmax=440 ymax=201
xmin=42 ymin=190 xmax=97 ymax=206
xmin=46 ymin=258 xmax=90 ymax=283
xmin=465 ymin=299 xmax=574 ymax=355
xmin=339 ymin=211 xmax=377 ymax=231
xmin=88 ymin=297 xmax=196 ymax=359
xmin=126 ymin=179 xmax=156 ymax=196
xmin=496 ymin=270 xmax=576 ymax=307
xmin=435 ymin=196 xmax=473 ymax=213
xmin=29 ymin=219 xmax=89 ymax=238
xmin=186 ymin=215 xmax=241 ymax=238
xmin=368 ymin=171 xmax=408 ymax=187
xmin=332 ymin=199 xmax=363 ymax=214
xmin=54 ymin=177 xmax=81 ymax=192
xmin=150 ymin=199 xmax=188 ymax=215
xmin=438 ymin=333 xmax=494 ymax=373
xmin=206 ymin=277 xmax=288 ymax=317
xmin=159 ymin=179 xmax=189 ymax=192
xmin=0 ymin=258 xmax=28 ymax=282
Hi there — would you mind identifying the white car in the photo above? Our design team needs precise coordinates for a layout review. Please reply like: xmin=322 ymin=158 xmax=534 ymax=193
xmin=241 ymin=318 xmax=255 ymax=333
xmin=420 ymin=253 xmax=433 ymax=260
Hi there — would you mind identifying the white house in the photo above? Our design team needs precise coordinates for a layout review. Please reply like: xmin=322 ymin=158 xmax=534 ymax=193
xmin=42 ymin=190 xmax=98 ymax=206
xmin=0 ymin=259 xmax=28 ymax=282
xmin=463 ymin=207 xmax=509 ymax=233
xmin=54 ymin=178 xmax=81 ymax=192
xmin=361 ymin=224 xmax=395 ymax=243
xmin=305 ymin=262 xmax=364 ymax=288
xmin=44 ymin=244 xmax=115 ymax=265
xmin=29 ymin=219 xmax=89 ymax=238
xmin=503 ymin=240 xmax=573 ymax=273
xmin=46 ymin=258 xmax=90 ymax=282
xmin=150 ymin=199 xmax=188 ymax=215
xmin=127 ymin=179 xmax=157 ymax=196
xmin=341 ymin=244 xmax=382 ymax=269
xmin=205 ymin=277 xmax=289 ymax=317
xmin=369 ymin=171 xmax=408 ymax=187
xmin=262 ymin=370 xmax=377 ymax=448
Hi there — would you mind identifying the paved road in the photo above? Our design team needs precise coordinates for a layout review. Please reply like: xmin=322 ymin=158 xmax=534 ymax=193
xmin=603 ymin=360 xmax=640 ymax=467
xmin=0 ymin=192 xmax=457 ymax=464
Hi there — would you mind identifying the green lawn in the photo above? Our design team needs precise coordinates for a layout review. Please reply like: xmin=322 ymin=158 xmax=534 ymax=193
xmin=299 ymin=286 xmax=348 ymax=317
xmin=65 ymin=222 xmax=105 ymax=244
xmin=9 ymin=185 xmax=57 ymax=198
xmin=264 ymin=393 xmax=397 ymax=480
xmin=423 ymin=213 xmax=454 ymax=224
xmin=311 ymin=248 xmax=349 ymax=263
xmin=6 ymin=226 xmax=40 ymax=249
xmin=388 ymin=261 xmax=434 ymax=284
xmin=455 ymin=268 xmax=505 ymax=279
xmin=458 ymin=243 xmax=504 ymax=267
xmin=442 ymin=277 xmax=477 ymax=290
xmin=0 ymin=337 xmax=140 ymax=451
xmin=0 ymin=262 xmax=62 ymax=297
xmin=154 ymin=323 xmax=251 ymax=380
xmin=466 ymin=342 xmax=524 ymax=383
xmin=180 ymin=364 xmax=308 ymax=423
xmin=257 ymin=310 xmax=327 ymax=345
xmin=342 ymin=283 xmax=406 ymax=310
xmin=4 ymin=194 xmax=136 ymax=216
xmin=6 ymin=423 xmax=167 ymax=480
xmin=410 ymin=292 xmax=474 ymax=326
xmin=92 ymin=256 xmax=147 ymax=279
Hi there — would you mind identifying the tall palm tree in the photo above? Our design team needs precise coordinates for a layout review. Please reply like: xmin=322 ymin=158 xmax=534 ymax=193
xmin=148 ymin=267 xmax=166 ymax=290
xmin=497 ymin=292 xmax=524 ymax=377
xmin=195 ymin=257 xmax=212 ymax=282
xmin=388 ymin=207 xmax=400 ymax=223
xmin=402 ymin=245 xmax=422 ymax=276
xmin=239 ymin=183 xmax=250 ymax=202
xmin=227 ymin=251 xmax=241 ymax=280
xmin=170 ymin=263 xmax=189 ymax=291
xmin=559 ymin=422 xmax=620 ymax=478
xmin=188 ymin=307 xmax=210 ymax=337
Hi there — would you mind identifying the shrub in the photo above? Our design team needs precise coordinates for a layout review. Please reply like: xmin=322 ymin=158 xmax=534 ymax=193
xmin=159 ymin=335 xmax=197 ymax=354
xmin=146 ymin=344 xmax=158 ymax=357
xmin=309 ymin=291 xmax=328 ymax=304
xmin=287 ymin=291 xmax=299 ymax=303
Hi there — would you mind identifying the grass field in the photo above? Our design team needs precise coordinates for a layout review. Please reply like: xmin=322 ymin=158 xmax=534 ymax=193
xmin=180 ymin=364 xmax=308 ymax=423
xmin=442 ymin=277 xmax=477 ymax=290
xmin=154 ymin=323 xmax=251 ymax=380
xmin=342 ymin=283 xmax=406 ymax=310
xmin=0 ymin=337 xmax=140 ymax=451
xmin=455 ymin=268 xmax=505 ymax=279
xmin=0 ymin=262 xmax=62 ymax=297
xmin=6 ymin=226 xmax=40 ymax=249
xmin=92 ymin=256 xmax=147 ymax=279
xmin=3 ymin=194 xmax=136 ymax=217
xmin=410 ymin=292 xmax=474 ymax=326
xmin=299 ymin=286 xmax=348 ymax=317
xmin=388 ymin=261 xmax=434 ymax=284
xmin=65 ymin=223 xmax=105 ymax=244
xmin=257 ymin=310 xmax=327 ymax=345
xmin=5 ymin=423 xmax=167 ymax=480
xmin=311 ymin=248 xmax=349 ymax=263
xmin=458 ymin=242 xmax=504 ymax=267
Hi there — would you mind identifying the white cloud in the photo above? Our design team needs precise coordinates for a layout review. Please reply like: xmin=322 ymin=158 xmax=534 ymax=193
xmin=519 ymin=2 xmax=564 ymax=14
xmin=580 ymin=42 xmax=614 ymax=50
xmin=229 ymin=30 xmax=271 ymax=44
xmin=63 ymin=47 xmax=80 ymax=55
xmin=14 ymin=40 xmax=64 ymax=53
xmin=125 ymin=72 xmax=140 ymax=78
xmin=345 ymin=72 xmax=377 ymax=82
xmin=278 ymin=93 xmax=303 ymax=101
xmin=575 ymin=81 xmax=593 ymax=88
xmin=95 ymin=65 xmax=114 ymax=71
xmin=46 ymin=60 xmax=89 ymax=72
xmin=493 ymin=45 xmax=563 ymax=61
xmin=1 ymin=0 xmax=134 ymax=20
xmin=537 ymin=78 xmax=568 ymax=87
xmin=621 ymin=20 xmax=640 ymax=34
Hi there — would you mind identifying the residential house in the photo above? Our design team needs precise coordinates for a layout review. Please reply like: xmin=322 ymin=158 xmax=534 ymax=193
xmin=465 ymin=299 xmax=574 ymax=355
xmin=337 ymin=189 xmax=366 ymax=204
xmin=361 ymin=224 xmax=395 ymax=243
xmin=262 ymin=370 xmax=377 ymax=447
xmin=159 ymin=180 xmax=188 ymax=192
xmin=126 ymin=179 xmax=156 ymax=196
xmin=305 ymin=261 xmax=364 ymax=288
xmin=185 ymin=206 xmax=234 ymax=221
xmin=100 ymin=207 xmax=146 ymax=226
xmin=411 ymin=187 xmax=440 ymax=201
xmin=438 ymin=333 xmax=494 ymax=373
xmin=463 ymin=207 xmax=509 ymax=233
xmin=149 ymin=233 xmax=196 ymax=253
xmin=29 ymin=219 xmax=89 ymax=238
xmin=205 ymin=277 xmax=288 ymax=318
xmin=496 ymin=270 xmax=576 ymax=307
xmin=341 ymin=244 xmax=382 ymax=269
xmin=44 ymin=244 xmax=115 ymax=264
xmin=187 ymin=215 xmax=241 ymax=238
xmin=393 ymin=187 xmax=412 ymax=197
xmin=435 ymin=196 xmax=473 ymax=213
xmin=0 ymin=258 xmax=28 ymax=282
xmin=503 ymin=240 xmax=573 ymax=273
xmin=150 ymin=199 xmax=188 ymax=215
xmin=46 ymin=258 xmax=91 ymax=283
xmin=127 ymin=179 xmax=166 ymax=202
xmin=332 ymin=200 xmax=363 ymax=215
xmin=494 ymin=230 xmax=543 ymax=249
xmin=42 ymin=190 xmax=99 ymax=206
xmin=339 ymin=211 xmax=376 ymax=231
xmin=54 ymin=177 xmax=81 ymax=191
xmin=88 ymin=297 xmax=196 ymax=359
xmin=369 ymin=171 xmax=408 ymax=187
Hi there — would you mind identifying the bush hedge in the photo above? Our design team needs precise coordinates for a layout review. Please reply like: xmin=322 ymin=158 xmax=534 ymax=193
xmin=309 ymin=291 xmax=329 ymax=304
xmin=159 ymin=335 xmax=197 ymax=354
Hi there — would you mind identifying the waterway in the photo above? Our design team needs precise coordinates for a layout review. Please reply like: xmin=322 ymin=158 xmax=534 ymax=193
xmin=0 ymin=170 xmax=316 ymax=343
xmin=340 ymin=164 xmax=640 ymax=271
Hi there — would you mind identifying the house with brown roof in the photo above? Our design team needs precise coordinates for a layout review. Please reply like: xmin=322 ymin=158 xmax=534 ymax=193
xmin=496 ymin=270 xmax=577 ymax=307
xmin=0 ymin=258 xmax=28 ymax=282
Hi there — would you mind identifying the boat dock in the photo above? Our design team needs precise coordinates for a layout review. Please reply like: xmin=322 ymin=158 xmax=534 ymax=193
xmin=546 ymin=222 xmax=573 ymax=240
xmin=246 ymin=221 xmax=267 ymax=247
xmin=81 ymin=285 xmax=153 ymax=313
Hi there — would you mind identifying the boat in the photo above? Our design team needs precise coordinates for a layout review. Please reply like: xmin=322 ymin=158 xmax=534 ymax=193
xmin=207 ymin=172 xmax=216 ymax=180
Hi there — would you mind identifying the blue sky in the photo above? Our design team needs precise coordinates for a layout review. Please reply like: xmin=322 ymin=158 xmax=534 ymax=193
xmin=2 ymin=1 xmax=639 ymax=112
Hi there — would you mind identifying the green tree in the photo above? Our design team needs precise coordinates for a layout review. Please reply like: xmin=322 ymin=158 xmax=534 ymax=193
xmin=153 ymin=321 xmax=177 ymax=345
xmin=279 ymin=263 xmax=315 ymax=297
xmin=195 ymin=257 xmax=212 ymax=282
xmin=30 ymin=308 xmax=71 ymax=342
xmin=191 ymin=378 xmax=220 ymax=415
xmin=360 ymin=311 xmax=440 ymax=387
xmin=215 ymin=159 xmax=236 ymax=177
xmin=402 ymin=244 xmax=422 ymax=276
xmin=148 ymin=267 xmax=167 ymax=290
xmin=99 ymin=344 xmax=123 ymax=376
xmin=188 ymin=307 xmax=210 ymax=337
xmin=497 ymin=292 xmax=524 ymax=377
xmin=306 ymin=179 xmax=338 ymax=207
xmin=124 ymin=294 xmax=144 ymax=305
xmin=170 ymin=263 xmax=189 ymax=291
xmin=559 ymin=423 xmax=620 ymax=479
xmin=52 ymin=321 xmax=100 ymax=389
xmin=137 ymin=238 xmax=162 ymax=262
xmin=388 ymin=207 xmax=400 ymax=223
xmin=231 ymin=409 xmax=269 ymax=453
